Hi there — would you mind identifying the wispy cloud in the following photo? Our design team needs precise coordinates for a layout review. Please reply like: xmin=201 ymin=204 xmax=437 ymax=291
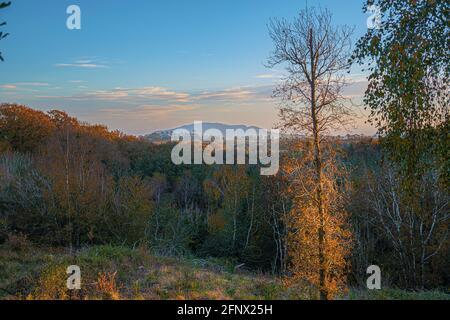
xmin=130 ymin=87 xmax=190 ymax=102
xmin=56 ymin=63 xmax=109 ymax=69
xmin=194 ymin=85 xmax=273 ymax=103
xmin=255 ymin=73 xmax=283 ymax=79
xmin=16 ymin=82 xmax=49 ymax=87
xmin=55 ymin=59 xmax=109 ymax=69
xmin=83 ymin=89 xmax=129 ymax=100
xmin=195 ymin=87 xmax=254 ymax=101
xmin=0 ymin=84 xmax=17 ymax=90
xmin=36 ymin=84 xmax=275 ymax=106
xmin=37 ymin=86 xmax=191 ymax=104
xmin=85 ymin=86 xmax=190 ymax=102
xmin=0 ymin=82 xmax=49 ymax=90
xmin=100 ymin=104 xmax=200 ymax=117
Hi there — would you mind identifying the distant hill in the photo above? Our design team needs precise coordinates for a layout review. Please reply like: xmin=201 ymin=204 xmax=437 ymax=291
xmin=145 ymin=122 xmax=262 ymax=142
xmin=144 ymin=123 xmax=375 ymax=142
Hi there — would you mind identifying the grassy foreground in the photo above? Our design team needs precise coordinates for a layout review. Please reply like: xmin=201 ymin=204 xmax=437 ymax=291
xmin=0 ymin=243 xmax=448 ymax=300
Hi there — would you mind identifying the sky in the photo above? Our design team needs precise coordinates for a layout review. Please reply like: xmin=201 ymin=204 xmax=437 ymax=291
xmin=0 ymin=0 xmax=375 ymax=135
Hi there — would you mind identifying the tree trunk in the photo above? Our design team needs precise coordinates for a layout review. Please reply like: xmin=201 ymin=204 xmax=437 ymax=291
xmin=309 ymin=27 xmax=327 ymax=300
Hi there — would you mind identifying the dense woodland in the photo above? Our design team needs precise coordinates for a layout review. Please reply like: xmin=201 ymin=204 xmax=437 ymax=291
xmin=0 ymin=103 xmax=448 ymax=293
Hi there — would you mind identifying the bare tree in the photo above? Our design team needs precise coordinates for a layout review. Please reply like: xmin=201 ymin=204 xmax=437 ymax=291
xmin=268 ymin=7 xmax=354 ymax=299
xmin=0 ymin=1 xmax=11 ymax=62
xmin=367 ymin=164 xmax=449 ymax=288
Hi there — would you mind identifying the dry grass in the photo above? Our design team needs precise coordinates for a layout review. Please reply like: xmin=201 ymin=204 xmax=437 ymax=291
xmin=0 ymin=244 xmax=297 ymax=300
xmin=1 ymin=244 xmax=448 ymax=300
xmin=95 ymin=271 xmax=120 ymax=300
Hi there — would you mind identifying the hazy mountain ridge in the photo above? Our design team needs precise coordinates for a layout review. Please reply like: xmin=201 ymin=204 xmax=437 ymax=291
xmin=145 ymin=122 xmax=262 ymax=141
xmin=145 ymin=122 xmax=375 ymax=142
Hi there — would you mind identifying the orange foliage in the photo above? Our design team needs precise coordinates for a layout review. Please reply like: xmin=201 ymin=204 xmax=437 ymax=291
xmin=283 ymin=141 xmax=352 ymax=299
xmin=96 ymin=271 xmax=120 ymax=300
xmin=0 ymin=104 xmax=55 ymax=152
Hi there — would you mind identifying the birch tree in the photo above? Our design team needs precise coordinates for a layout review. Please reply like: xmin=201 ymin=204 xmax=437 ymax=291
xmin=353 ymin=0 xmax=449 ymax=288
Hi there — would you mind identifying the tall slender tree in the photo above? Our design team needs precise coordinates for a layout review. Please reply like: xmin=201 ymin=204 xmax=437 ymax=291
xmin=267 ymin=8 xmax=354 ymax=299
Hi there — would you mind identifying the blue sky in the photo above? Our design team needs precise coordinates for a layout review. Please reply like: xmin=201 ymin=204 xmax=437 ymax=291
xmin=0 ymin=0 xmax=373 ymax=135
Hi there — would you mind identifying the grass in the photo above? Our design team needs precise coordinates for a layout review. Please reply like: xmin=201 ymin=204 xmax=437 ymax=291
xmin=0 ymin=244 xmax=301 ymax=300
xmin=347 ymin=288 xmax=450 ymax=300
xmin=0 ymin=243 xmax=448 ymax=300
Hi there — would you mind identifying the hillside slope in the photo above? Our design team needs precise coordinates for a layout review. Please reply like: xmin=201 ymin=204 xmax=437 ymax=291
xmin=1 ymin=243 xmax=448 ymax=300
xmin=0 ymin=244 xmax=296 ymax=300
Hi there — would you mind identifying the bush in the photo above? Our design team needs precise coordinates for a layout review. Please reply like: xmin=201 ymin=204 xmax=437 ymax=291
xmin=5 ymin=233 xmax=31 ymax=252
